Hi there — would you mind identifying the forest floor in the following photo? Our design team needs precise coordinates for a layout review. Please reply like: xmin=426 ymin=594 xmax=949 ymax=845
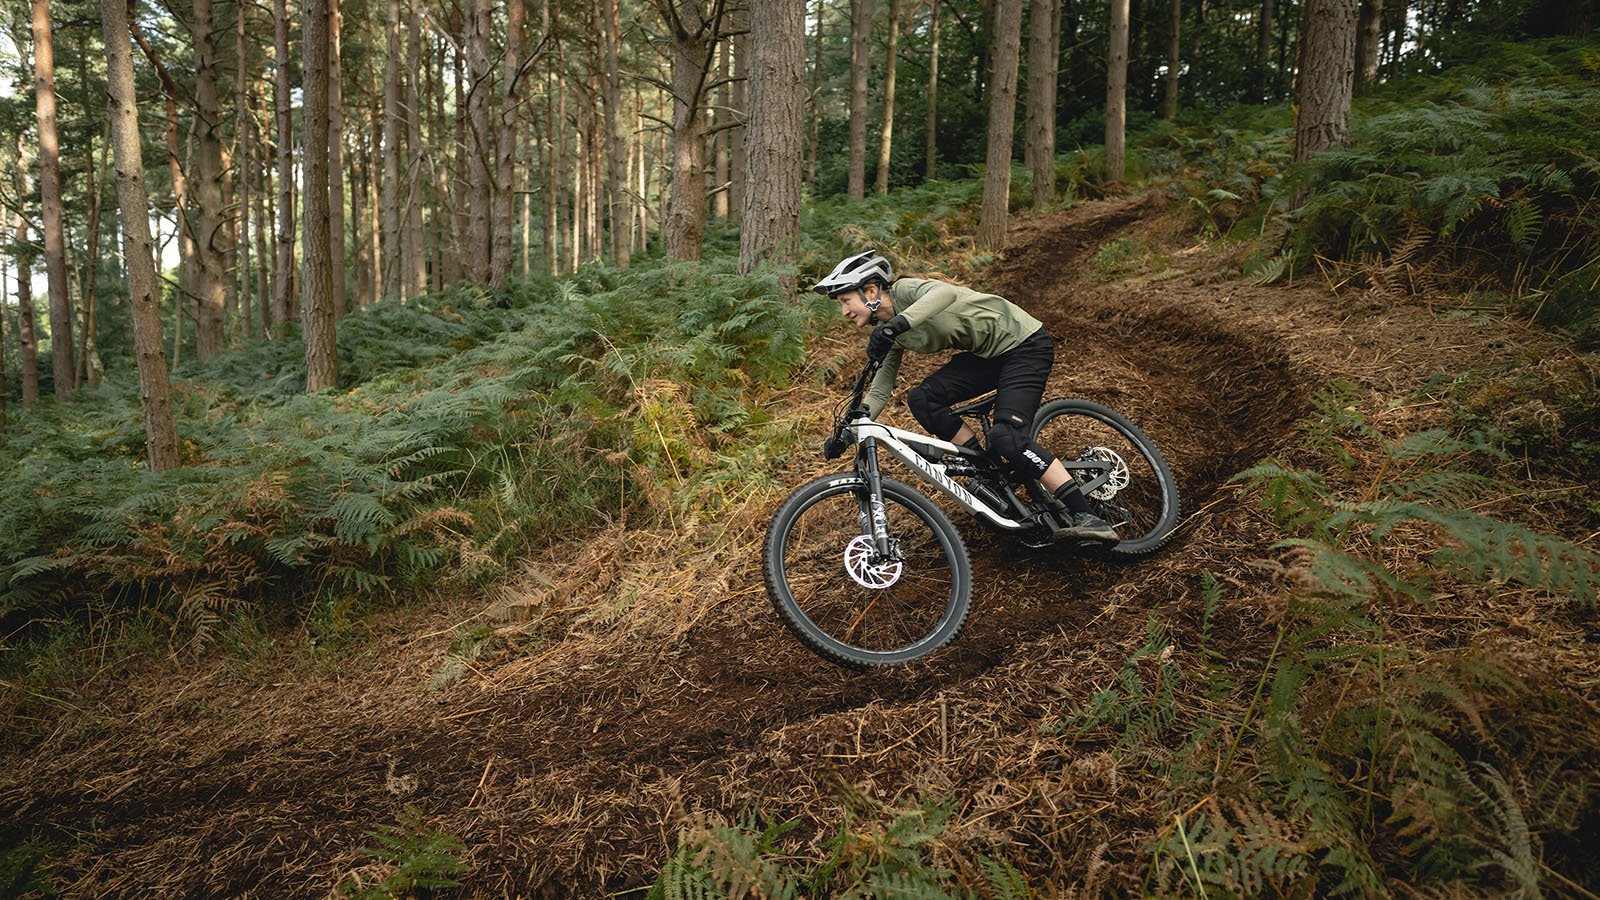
xmin=5 ymin=191 xmax=1594 ymax=897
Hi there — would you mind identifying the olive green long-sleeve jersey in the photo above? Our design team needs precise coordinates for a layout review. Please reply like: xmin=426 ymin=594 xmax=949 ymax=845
xmin=862 ymin=278 xmax=1044 ymax=418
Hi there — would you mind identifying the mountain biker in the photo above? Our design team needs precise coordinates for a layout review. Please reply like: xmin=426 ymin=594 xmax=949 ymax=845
xmin=813 ymin=250 xmax=1120 ymax=543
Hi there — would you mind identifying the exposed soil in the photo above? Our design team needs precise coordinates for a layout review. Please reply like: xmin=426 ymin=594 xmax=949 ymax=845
xmin=3 ymin=191 xmax=1585 ymax=897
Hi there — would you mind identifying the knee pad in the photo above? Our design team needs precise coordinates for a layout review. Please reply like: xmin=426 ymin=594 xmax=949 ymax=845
xmin=906 ymin=385 xmax=958 ymax=439
xmin=988 ymin=418 xmax=1052 ymax=479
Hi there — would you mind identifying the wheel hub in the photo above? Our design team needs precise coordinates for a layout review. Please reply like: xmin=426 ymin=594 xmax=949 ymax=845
xmin=844 ymin=535 xmax=902 ymax=589
xmin=1080 ymin=446 xmax=1131 ymax=500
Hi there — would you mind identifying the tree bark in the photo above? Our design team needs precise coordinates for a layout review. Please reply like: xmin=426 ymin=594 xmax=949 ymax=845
xmin=79 ymin=134 xmax=106 ymax=389
xmin=740 ymin=0 xmax=804 ymax=279
xmin=601 ymin=0 xmax=629 ymax=267
xmin=466 ymin=0 xmax=494 ymax=284
xmin=1354 ymin=0 xmax=1383 ymax=89
xmin=329 ymin=0 xmax=346 ymax=319
xmin=728 ymin=6 xmax=747 ymax=217
xmin=1294 ymin=0 xmax=1357 ymax=161
xmin=1 ymin=246 xmax=7 ymax=428
xmin=847 ymin=0 xmax=873 ymax=198
xmin=31 ymin=0 xmax=74 ymax=399
xmin=806 ymin=0 xmax=825 ymax=191
xmin=252 ymin=85 xmax=273 ymax=332
xmin=1258 ymin=0 xmax=1276 ymax=99
xmin=274 ymin=0 xmax=295 ymax=328
xmin=925 ymin=0 xmax=941 ymax=181
xmin=412 ymin=0 xmax=432 ymax=294
xmin=381 ymin=0 xmax=403 ymax=301
xmin=1162 ymin=0 xmax=1180 ymax=118
xmin=875 ymin=0 xmax=900 ymax=194
xmin=302 ymin=0 xmax=337 ymax=391
xmin=101 ymin=0 xmax=180 ymax=472
xmin=714 ymin=35 xmax=731 ymax=220
xmin=491 ymin=0 xmax=527 ymax=287
xmin=235 ymin=0 xmax=253 ymax=337
xmin=193 ymin=0 xmax=228 ymax=358
xmin=653 ymin=0 xmax=723 ymax=262
xmin=1025 ymin=0 xmax=1059 ymax=205
xmin=1105 ymin=0 xmax=1130 ymax=182
xmin=977 ymin=0 xmax=1022 ymax=250
xmin=9 ymin=190 xmax=40 ymax=407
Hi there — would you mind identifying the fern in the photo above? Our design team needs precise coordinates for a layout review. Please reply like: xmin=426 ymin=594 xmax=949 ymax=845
xmin=337 ymin=806 xmax=470 ymax=899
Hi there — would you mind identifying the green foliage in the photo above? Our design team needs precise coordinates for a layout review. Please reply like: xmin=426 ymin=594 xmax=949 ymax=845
xmin=336 ymin=806 xmax=469 ymax=899
xmin=1282 ymin=42 xmax=1600 ymax=311
xmin=1042 ymin=616 xmax=1180 ymax=749
xmin=0 ymin=261 xmax=820 ymax=646
xmin=649 ymin=797 xmax=1030 ymax=900
xmin=1212 ymin=382 xmax=1600 ymax=895
xmin=0 ymin=839 xmax=54 ymax=899
xmin=1153 ymin=804 xmax=1312 ymax=898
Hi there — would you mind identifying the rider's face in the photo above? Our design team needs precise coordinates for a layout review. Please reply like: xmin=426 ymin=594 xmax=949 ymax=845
xmin=834 ymin=285 xmax=878 ymax=327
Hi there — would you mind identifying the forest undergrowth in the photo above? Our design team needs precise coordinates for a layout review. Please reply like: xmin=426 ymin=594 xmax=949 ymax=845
xmin=4 ymin=38 xmax=1600 ymax=898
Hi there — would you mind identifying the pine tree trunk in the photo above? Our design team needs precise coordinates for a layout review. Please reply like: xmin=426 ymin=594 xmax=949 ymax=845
xmin=452 ymin=19 xmax=470 ymax=284
xmin=1 ymin=249 xmax=7 ymax=428
xmin=545 ymin=55 xmax=560 ymax=274
xmin=1162 ymin=0 xmax=1181 ymax=118
xmin=926 ymin=0 xmax=941 ymax=181
xmin=301 ymin=0 xmax=337 ymax=391
xmin=714 ymin=35 xmax=731 ymax=220
xmin=1294 ymin=0 xmax=1357 ymax=161
xmin=404 ymin=0 xmax=426 ymax=297
xmin=490 ymin=0 xmax=526 ymax=287
xmin=329 ymin=0 xmax=346 ymax=319
xmin=254 ymin=87 xmax=273 ymax=332
xmin=1354 ymin=0 xmax=1382 ymax=89
xmin=654 ymin=0 xmax=718 ymax=262
xmin=235 ymin=0 xmax=253 ymax=337
xmin=193 ymin=0 xmax=228 ymax=358
xmin=9 ymin=200 xmax=39 ymax=406
xmin=1258 ymin=0 xmax=1275 ymax=98
xmin=1025 ymin=0 xmax=1059 ymax=205
xmin=351 ymin=131 xmax=369 ymax=309
xmin=31 ymin=0 xmax=74 ymax=399
xmin=79 ymin=136 xmax=105 ymax=389
xmin=101 ymin=0 xmax=180 ymax=472
xmin=466 ymin=0 xmax=494 ymax=284
xmin=728 ymin=7 xmax=747 ymax=218
xmin=381 ymin=0 xmax=403 ymax=302
xmin=602 ymin=0 xmax=629 ymax=267
xmin=739 ymin=0 xmax=804 ymax=278
xmin=806 ymin=0 xmax=825 ymax=191
xmin=1105 ymin=0 xmax=1130 ymax=182
xmin=977 ymin=0 xmax=1022 ymax=250
xmin=875 ymin=0 xmax=900 ymax=195
xmin=274 ymin=0 xmax=295 ymax=327
xmin=847 ymin=0 xmax=872 ymax=199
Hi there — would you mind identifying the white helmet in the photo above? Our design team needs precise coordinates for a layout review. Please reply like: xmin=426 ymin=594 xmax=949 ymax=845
xmin=812 ymin=251 xmax=893 ymax=297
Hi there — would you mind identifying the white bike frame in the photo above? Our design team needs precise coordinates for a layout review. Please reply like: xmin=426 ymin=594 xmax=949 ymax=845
xmin=846 ymin=414 xmax=1029 ymax=532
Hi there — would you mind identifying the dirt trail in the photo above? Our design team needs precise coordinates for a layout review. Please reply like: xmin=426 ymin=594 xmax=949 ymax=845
xmin=2 ymin=193 xmax=1536 ymax=896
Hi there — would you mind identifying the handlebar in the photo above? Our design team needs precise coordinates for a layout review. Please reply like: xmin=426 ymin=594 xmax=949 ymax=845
xmin=823 ymin=358 xmax=882 ymax=459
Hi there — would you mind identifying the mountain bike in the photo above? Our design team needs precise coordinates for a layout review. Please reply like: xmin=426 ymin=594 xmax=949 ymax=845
xmin=764 ymin=359 xmax=1181 ymax=668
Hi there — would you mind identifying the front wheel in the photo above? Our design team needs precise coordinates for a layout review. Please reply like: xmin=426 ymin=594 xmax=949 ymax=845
xmin=1032 ymin=398 xmax=1181 ymax=559
xmin=764 ymin=474 xmax=971 ymax=668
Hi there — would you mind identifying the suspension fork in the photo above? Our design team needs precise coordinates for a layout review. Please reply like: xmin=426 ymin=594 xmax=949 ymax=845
xmin=855 ymin=436 xmax=893 ymax=558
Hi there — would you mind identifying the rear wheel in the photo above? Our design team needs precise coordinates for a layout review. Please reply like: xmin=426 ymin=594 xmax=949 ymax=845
xmin=764 ymin=474 xmax=971 ymax=668
xmin=1032 ymin=399 xmax=1181 ymax=559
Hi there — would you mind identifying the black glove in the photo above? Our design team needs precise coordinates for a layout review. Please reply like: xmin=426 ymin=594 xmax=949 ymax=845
xmin=822 ymin=434 xmax=851 ymax=459
xmin=866 ymin=314 xmax=909 ymax=362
